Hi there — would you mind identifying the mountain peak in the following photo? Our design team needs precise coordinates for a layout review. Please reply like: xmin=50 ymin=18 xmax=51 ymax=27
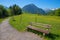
xmin=28 ymin=3 xmax=35 ymax=6
xmin=24 ymin=4 xmax=37 ymax=8
xmin=22 ymin=4 xmax=45 ymax=14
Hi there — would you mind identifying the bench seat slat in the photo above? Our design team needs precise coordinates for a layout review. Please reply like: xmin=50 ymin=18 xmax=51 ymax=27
xmin=27 ymin=25 xmax=49 ymax=34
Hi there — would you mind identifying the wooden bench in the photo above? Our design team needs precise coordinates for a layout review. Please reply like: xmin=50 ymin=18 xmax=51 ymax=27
xmin=27 ymin=22 xmax=51 ymax=36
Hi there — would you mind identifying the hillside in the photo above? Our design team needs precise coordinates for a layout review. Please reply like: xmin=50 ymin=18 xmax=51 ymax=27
xmin=44 ymin=9 xmax=52 ymax=13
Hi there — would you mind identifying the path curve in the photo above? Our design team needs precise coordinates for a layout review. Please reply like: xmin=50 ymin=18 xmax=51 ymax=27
xmin=0 ymin=18 xmax=43 ymax=40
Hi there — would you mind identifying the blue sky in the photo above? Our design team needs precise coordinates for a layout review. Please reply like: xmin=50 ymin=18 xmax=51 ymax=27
xmin=0 ymin=0 xmax=60 ymax=9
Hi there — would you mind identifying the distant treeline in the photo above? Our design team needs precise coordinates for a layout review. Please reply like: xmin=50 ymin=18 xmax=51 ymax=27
xmin=0 ymin=4 xmax=22 ymax=18
xmin=0 ymin=4 xmax=60 ymax=18
xmin=46 ymin=8 xmax=60 ymax=16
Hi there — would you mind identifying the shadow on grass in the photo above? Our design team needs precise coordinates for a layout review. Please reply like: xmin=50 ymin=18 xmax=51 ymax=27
xmin=27 ymin=28 xmax=60 ymax=40
xmin=12 ymin=19 xmax=16 ymax=21
xmin=45 ymin=33 xmax=60 ymax=40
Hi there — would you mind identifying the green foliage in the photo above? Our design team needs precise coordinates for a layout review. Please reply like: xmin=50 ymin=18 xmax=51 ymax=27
xmin=9 ymin=4 xmax=22 ymax=16
xmin=47 ymin=8 xmax=60 ymax=16
xmin=55 ymin=8 xmax=60 ymax=16
xmin=0 ymin=4 xmax=22 ymax=18
xmin=0 ymin=5 xmax=9 ymax=18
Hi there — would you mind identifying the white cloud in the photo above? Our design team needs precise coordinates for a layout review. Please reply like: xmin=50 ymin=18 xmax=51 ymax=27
xmin=51 ymin=8 xmax=58 ymax=10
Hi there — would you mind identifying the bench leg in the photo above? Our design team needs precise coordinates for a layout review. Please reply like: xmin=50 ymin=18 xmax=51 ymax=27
xmin=42 ymin=33 xmax=45 ymax=38
xmin=43 ymin=33 xmax=45 ymax=36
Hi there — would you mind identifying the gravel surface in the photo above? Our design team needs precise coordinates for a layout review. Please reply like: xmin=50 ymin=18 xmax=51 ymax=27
xmin=0 ymin=18 xmax=43 ymax=40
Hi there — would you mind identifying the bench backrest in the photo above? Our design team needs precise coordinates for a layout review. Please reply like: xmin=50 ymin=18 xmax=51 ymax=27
xmin=29 ymin=22 xmax=51 ymax=29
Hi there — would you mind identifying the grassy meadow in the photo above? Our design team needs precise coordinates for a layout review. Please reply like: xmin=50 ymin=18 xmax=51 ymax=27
xmin=10 ymin=13 xmax=60 ymax=40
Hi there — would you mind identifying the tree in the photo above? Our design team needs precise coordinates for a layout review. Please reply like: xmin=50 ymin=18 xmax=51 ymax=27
xmin=9 ymin=4 xmax=22 ymax=16
xmin=55 ymin=8 xmax=60 ymax=16
xmin=47 ymin=8 xmax=60 ymax=16
xmin=0 ymin=5 xmax=8 ymax=18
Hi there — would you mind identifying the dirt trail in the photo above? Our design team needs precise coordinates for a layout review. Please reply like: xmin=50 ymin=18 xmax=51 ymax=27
xmin=0 ymin=18 xmax=43 ymax=40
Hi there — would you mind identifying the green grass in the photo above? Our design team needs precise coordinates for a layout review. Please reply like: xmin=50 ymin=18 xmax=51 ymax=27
xmin=0 ymin=18 xmax=4 ymax=23
xmin=0 ymin=17 xmax=8 ymax=23
xmin=10 ymin=13 xmax=60 ymax=40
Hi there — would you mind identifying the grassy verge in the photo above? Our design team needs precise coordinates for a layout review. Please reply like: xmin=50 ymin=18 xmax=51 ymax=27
xmin=0 ymin=18 xmax=4 ymax=23
xmin=10 ymin=13 xmax=60 ymax=40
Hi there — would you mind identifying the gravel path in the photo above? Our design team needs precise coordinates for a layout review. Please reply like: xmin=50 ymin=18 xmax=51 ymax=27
xmin=0 ymin=18 xmax=43 ymax=40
